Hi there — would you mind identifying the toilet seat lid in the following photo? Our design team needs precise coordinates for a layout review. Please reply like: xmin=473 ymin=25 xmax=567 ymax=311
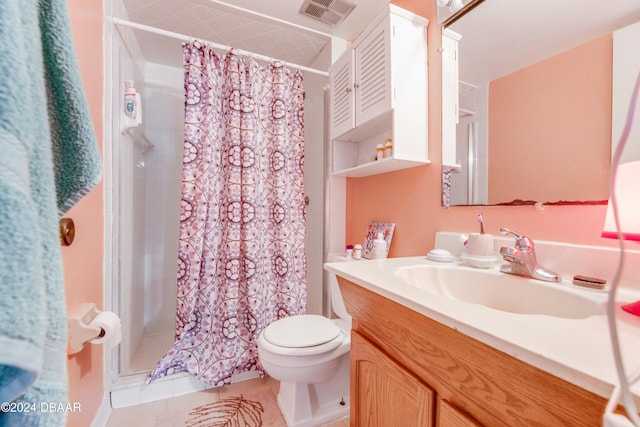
xmin=263 ymin=315 xmax=341 ymax=348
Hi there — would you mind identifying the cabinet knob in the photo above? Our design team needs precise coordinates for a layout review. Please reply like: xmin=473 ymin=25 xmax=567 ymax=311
xmin=354 ymin=82 xmax=360 ymax=89
xmin=346 ymin=87 xmax=352 ymax=94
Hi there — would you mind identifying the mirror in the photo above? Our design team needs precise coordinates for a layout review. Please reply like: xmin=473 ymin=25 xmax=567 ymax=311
xmin=436 ymin=0 xmax=484 ymax=27
xmin=442 ymin=0 xmax=640 ymax=206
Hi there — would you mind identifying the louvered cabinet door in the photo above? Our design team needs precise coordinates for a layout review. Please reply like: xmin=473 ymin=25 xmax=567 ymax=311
xmin=353 ymin=17 xmax=392 ymax=127
xmin=329 ymin=50 xmax=355 ymax=138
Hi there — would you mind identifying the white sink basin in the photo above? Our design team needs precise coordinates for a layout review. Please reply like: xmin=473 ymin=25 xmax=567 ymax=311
xmin=395 ymin=265 xmax=605 ymax=319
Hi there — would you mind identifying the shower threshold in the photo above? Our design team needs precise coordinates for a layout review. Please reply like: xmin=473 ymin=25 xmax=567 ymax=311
xmin=111 ymin=369 xmax=262 ymax=408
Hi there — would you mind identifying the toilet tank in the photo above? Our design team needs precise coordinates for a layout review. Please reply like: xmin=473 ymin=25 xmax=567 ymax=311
xmin=326 ymin=254 xmax=352 ymax=327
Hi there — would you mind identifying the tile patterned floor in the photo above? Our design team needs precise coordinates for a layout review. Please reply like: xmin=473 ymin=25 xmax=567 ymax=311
xmin=106 ymin=376 xmax=349 ymax=427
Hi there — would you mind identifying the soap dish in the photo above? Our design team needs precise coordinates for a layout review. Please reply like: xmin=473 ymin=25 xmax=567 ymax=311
xmin=460 ymin=252 xmax=498 ymax=269
xmin=426 ymin=249 xmax=456 ymax=263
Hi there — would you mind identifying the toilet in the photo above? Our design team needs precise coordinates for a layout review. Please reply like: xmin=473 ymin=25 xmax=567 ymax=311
xmin=257 ymin=257 xmax=351 ymax=427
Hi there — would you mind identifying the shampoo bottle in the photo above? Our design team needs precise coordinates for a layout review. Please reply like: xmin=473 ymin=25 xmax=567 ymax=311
xmin=123 ymin=81 xmax=142 ymax=127
xmin=374 ymin=232 xmax=387 ymax=259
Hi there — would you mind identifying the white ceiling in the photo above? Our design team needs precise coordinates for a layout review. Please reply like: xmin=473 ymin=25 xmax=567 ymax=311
xmin=118 ymin=0 xmax=389 ymax=70
xmin=450 ymin=0 xmax=640 ymax=84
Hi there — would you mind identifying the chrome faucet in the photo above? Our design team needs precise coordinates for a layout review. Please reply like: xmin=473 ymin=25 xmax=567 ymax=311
xmin=499 ymin=227 xmax=560 ymax=282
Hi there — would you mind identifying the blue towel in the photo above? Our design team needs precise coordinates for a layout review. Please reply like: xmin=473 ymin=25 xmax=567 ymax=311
xmin=0 ymin=0 xmax=101 ymax=425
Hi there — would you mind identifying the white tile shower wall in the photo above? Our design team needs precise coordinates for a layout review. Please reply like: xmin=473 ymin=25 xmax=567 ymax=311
xmin=142 ymin=62 xmax=184 ymax=336
xmin=114 ymin=22 xmax=147 ymax=375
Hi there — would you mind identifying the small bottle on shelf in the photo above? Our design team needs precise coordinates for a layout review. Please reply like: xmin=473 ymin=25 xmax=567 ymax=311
xmin=383 ymin=138 xmax=393 ymax=158
xmin=354 ymin=244 xmax=363 ymax=260
xmin=375 ymin=144 xmax=385 ymax=161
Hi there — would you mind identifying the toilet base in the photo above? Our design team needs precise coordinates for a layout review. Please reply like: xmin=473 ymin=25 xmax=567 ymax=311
xmin=276 ymin=353 xmax=350 ymax=427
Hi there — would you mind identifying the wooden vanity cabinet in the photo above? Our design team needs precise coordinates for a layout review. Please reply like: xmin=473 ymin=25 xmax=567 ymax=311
xmin=339 ymin=277 xmax=609 ymax=427
xmin=439 ymin=400 xmax=483 ymax=427
xmin=351 ymin=331 xmax=434 ymax=426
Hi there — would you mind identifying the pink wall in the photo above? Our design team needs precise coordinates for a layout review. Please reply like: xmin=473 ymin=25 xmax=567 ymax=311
xmin=63 ymin=0 xmax=105 ymax=426
xmin=347 ymin=0 xmax=619 ymax=256
xmin=488 ymin=35 xmax=611 ymax=204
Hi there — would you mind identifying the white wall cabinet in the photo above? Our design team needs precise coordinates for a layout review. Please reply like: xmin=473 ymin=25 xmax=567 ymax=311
xmin=329 ymin=5 xmax=429 ymax=177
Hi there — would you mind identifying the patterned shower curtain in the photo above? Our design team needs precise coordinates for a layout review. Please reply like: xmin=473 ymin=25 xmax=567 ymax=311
xmin=151 ymin=41 xmax=307 ymax=386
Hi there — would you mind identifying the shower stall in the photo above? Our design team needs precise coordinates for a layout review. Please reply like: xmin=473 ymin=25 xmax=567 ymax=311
xmin=108 ymin=22 xmax=185 ymax=379
xmin=106 ymin=0 xmax=335 ymax=405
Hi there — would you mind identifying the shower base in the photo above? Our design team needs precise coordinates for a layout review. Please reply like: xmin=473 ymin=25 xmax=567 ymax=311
xmin=125 ymin=330 xmax=174 ymax=375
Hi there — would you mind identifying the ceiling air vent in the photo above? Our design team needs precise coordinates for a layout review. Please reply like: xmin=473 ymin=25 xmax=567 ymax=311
xmin=299 ymin=0 xmax=356 ymax=26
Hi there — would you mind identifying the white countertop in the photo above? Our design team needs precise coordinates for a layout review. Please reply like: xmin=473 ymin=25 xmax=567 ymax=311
xmin=324 ymin=255 xmax=640 ymax=403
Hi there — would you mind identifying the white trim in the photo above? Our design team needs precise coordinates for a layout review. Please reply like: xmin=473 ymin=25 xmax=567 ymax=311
xmin=98 ymin=0 xmax=115 ymax=424
xmin=90 ymin=397 xmax=111 ymax=427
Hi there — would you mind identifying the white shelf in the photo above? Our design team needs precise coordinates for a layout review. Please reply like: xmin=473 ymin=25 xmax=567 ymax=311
xmin=331 ymin=157 xmax=430 ymax=178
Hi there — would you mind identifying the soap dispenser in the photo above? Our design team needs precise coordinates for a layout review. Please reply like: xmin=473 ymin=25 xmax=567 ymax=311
xmin=373 ymin=232 xmax=387 ymax=259
xmin=122 ymin=80 xmax=142 ymax=131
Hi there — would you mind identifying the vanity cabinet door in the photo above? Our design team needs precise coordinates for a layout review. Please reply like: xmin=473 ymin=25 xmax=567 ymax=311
xmin=438 ymin=400 xmax=483 ymax=427
xmin=351 ymin=331 xmax=435 ymax=427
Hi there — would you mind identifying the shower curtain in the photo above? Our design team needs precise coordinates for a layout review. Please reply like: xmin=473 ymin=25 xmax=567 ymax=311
xmin=151 ymin=41 xmax=307 ymax=386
